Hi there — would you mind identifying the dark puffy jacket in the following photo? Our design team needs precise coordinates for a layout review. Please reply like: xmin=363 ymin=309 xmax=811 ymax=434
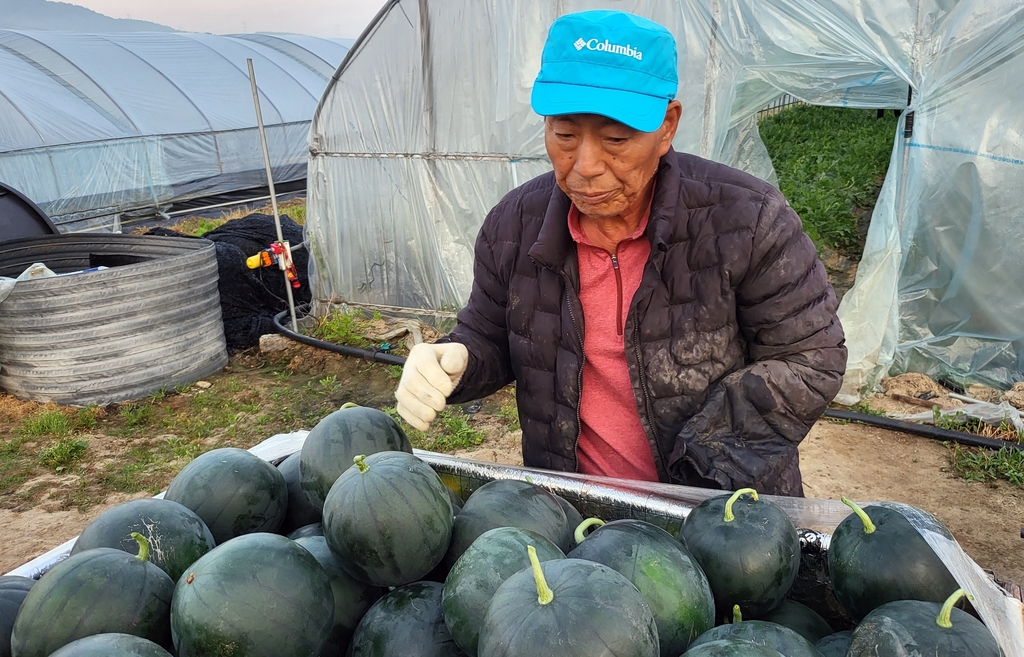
xmin=444 ymin=149 xmax=847 ymax=496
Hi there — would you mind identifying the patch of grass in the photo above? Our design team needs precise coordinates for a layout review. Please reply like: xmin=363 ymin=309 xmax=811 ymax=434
xmin=168 ymin=217 xmax=229 ymax=237
xmin=947 ymin=443 xmax=1024 ymax=487
xmin=848 ymin=401 xmax=888 ymax=418
xmin=76 ymin=406 xmax=101 ymax=430
xmin=387 ymin=365 xmax=404 ymax=380
xmin=381 ymin=405 xmax=484 ymax=452
xmin=317 ymin=375 xmax=341 ymax=396
xmin=99 ymin=461 xmax=149 ymax=494
xmin=759 ymin=105 xmax=896 ymax=256
xmin=38 ymin=438 xmax=88 ymax=471
xmin=1 ymin=436 xmax=26 ymax=455
xmin=311 ymin=310 xmax=373 ymax=349
xmin=498 ymin=401 xmax=520 ymax=432
xmin=120 ymin=403 xmax=155 ymax=428
xmin=18 ymin=410 xmax=75 ymax=437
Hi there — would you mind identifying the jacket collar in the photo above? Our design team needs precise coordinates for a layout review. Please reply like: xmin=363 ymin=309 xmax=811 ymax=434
xmin=528 ymin=148 xmax=682 ymax=272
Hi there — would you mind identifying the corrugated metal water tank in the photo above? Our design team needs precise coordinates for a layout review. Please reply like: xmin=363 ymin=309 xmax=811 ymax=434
xmin=0 ymin=234 xmax=228 ymax=405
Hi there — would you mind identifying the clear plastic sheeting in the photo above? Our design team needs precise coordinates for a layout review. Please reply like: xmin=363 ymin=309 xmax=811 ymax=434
xmin=0 ymin=30 xmax=351 ymax=231
xmin=307 ymin=0 xmax=1024 ymax=392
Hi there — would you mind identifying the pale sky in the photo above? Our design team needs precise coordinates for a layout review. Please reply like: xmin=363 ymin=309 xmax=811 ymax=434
xmin=66 ymin=0 xmax=388 ymax=39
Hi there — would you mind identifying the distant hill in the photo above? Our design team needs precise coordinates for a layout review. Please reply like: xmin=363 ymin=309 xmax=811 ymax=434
xmin=0 ymin=0 xmax=175 ymax=32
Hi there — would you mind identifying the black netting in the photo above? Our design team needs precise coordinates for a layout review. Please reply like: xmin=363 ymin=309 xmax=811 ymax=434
xmin=146 ymin=213 xmax=311 ymax=352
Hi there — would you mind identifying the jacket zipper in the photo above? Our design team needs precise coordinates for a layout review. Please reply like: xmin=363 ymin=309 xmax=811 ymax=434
xmin=563 ymin=273 xmax=585 ymax=473
xmin=611 ymin=252 xmax=623 ymax=336
xmin=633 ymin=318 xmax=666 ymax=472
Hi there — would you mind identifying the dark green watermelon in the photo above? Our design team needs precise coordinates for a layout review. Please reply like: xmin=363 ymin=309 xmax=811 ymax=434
xmin=757 ymin=600 xmax=833 ymax=643
xmin=814 ymin=630 xmax=852 ymax=657
xmin=568 ymin=519 xmax=715 ymax=657
xmin=446 ymin=486 xmax=465 ymax=511
xmin=164 ymin=447 xmax=287 ymax=544
xmin=0 ymin=576 xmax=34 ymax=657
xmin=553 ymin=493 xmax=584 ymax=539
xmin=348 ymin=581 xmax=464 ymax=656
xmin=846 ymin=589 xmax=999 ymax=657
xmin=286 ymin=522 xmax=324 ymax=539
xmin=299 ymin=405 xmax=412 ymax=510
xmin=47 ymin=633 xmax=173 ymax=657
xmin=278 ymin=451 xmax=322 ymax=533
xmin=323 ymin=451 xmax=453 ymax=587
xmin=477 ymin=550 xmax=659 ymax=657
xmin=828 ymin=498 xmax=959 ymax=620
xmin=442 ymin=527 xmax=565 ymax=656
xmin=687 ymin=616 xmax=822 ymax=657
xmin=294 ymin=535 xmax=384 ymax=656
xmin=679 ymin=488 xmax=799 ymax=617
xmin=681 ymin=639 xmax=785 ymax=657
xmin=447 ymin=479 xmax=572 ymax=567
xmin=170 ymin=532 xmax=334 ymax=657
xmin=70 ymin=497 xmax=216 ymax=581
xmin=11 ymin=534 xmax=173 ymax=657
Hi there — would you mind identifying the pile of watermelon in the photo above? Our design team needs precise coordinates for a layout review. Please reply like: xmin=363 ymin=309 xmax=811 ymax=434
xmin=0 ymin=405 xmax=1004 ymax=657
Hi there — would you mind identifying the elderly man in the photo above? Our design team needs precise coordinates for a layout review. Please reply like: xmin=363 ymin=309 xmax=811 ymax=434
xmin=395 ymin=10 xmax=846 ymax=496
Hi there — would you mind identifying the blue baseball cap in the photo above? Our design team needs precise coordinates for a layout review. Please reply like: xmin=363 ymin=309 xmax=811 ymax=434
xmin=531 ymin=10 xmax=678 ymax=133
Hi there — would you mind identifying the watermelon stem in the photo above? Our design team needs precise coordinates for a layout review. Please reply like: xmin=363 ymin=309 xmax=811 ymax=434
xmin=936 ymin=589 xmax=973 ymax=628
xmin=527 ymin=545 xmax=554 ymax=605
xmin=840 ymin=497 xmax=877 ymax=534
xmin=723 ymin=488 xmax=759 ymax=522
xmin=130 ymin=532 xmax=150 ymax=562
xmin=354 ymin=454 xmax=369 ymax=473
xmin=732 ymin=604 xmax=742 ymax=624
xmin=573 ymin=518 xmax=605 ymax=544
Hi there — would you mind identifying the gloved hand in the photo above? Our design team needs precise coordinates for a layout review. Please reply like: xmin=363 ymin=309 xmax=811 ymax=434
xmin=395 ymin=342 xmax=469 ymax=431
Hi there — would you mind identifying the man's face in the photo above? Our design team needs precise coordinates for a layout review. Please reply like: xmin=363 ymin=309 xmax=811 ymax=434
xmin=544 ymin=102 xmax=680 ymax=220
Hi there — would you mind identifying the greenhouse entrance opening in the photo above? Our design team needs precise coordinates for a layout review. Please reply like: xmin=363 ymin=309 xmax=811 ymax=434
xmin=757 ymin=102 xmax=901 ymax=303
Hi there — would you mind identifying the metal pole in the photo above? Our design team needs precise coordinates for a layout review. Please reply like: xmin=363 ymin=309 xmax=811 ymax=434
xmin=247 ymin=58 xmax=299 ymax=333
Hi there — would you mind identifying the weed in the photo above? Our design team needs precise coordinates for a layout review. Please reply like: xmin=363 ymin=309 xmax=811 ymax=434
xmin=381 ymin=405 xmax=484 ymax=452
xmin=149 ymin=388 xmax=168 ymax=402
xmin=99 ymin=462 xmax=149 ymax=494
xmin=18 ymin=410 xmax=74 ymax=437
xmin=38 ymin=438 xmax=88 ymax=471
xmin=436 ymin=410 xmax=485 ymax=450
xmin=759 ymin=105 xmax=895 ymax=256
xmin=318 ymin=375 xmax=341 ymax=396
xmin=387 ymin=365 xmax=404 ymax=380
xmin=311 ymin=311 xmax=372 ymax=349
xmin=76 ymin=406 xmax=101 ymax=430
xmin=120 ymin=403 xmax=155 ymax=428
xmin=0 ymin=437 xmax=25 ymax=455
xmin=848 ymin=401 xmax=888 ymax=418
xmin=175 ymin=384 xmax=192 ymax=394
xmin=947 ymin=443 xmax=1024 ymax=487
xmin=498 ymin=401 xmax=521 ymax=432
xmin=223 ymin=378 xmax=243 ymax=394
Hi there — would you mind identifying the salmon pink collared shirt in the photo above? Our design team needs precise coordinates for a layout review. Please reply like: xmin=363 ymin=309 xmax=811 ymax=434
xmin=567 ymin=201 xmax=659 ymax=482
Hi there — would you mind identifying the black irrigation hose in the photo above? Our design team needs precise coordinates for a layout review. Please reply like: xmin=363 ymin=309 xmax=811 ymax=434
xmin=824 ymin=409 xmax=1024 ymax=452
xmin=268 ymin=312 xmax=1024 ymax=453
xmin=272 ymin=308 xmax=408 ymax=366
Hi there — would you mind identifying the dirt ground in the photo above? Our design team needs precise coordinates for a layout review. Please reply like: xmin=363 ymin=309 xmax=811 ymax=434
xmin=2 ymin=344 xmax=1022 ymax=588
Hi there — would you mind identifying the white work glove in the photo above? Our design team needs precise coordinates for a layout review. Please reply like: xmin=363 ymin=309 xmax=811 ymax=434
xmin=395 ymin=343 xmax=469 ymax=431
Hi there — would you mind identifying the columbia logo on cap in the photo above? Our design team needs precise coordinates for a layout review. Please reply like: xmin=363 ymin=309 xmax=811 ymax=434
xmin=572 ymin=37 xmax=643 ymax=61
